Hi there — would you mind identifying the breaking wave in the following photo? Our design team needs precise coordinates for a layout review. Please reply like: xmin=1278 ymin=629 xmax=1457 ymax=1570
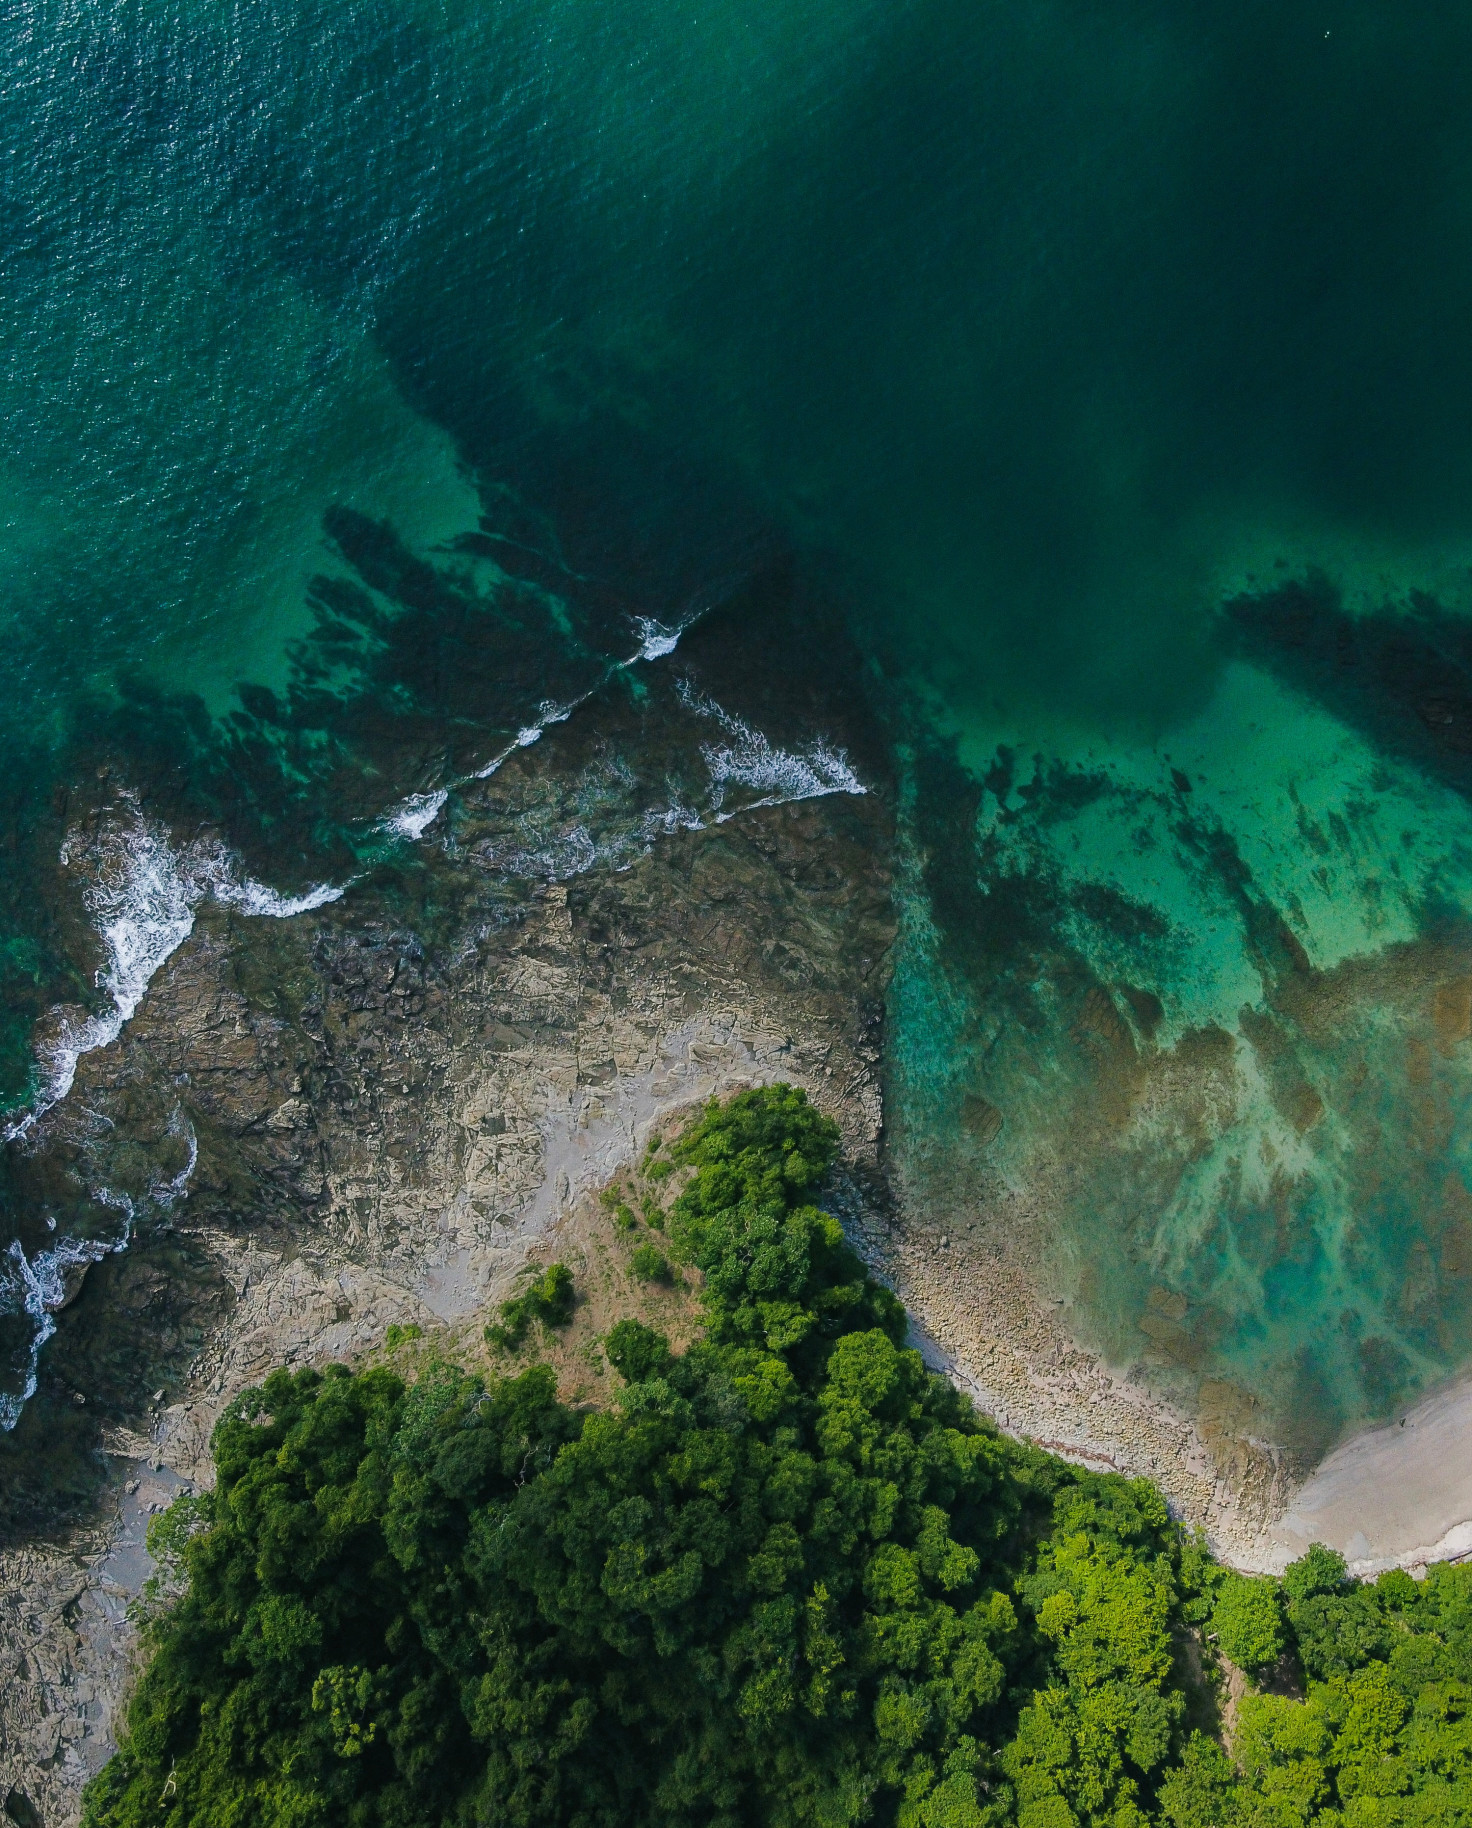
xmin=6 ymin=803 xmax=341 ymax=1144
xmin=380 ymin=789 xmax=451 ymax=842
xmin=0 ymin=1109 xmax=197 ymax=1431
xmin=372 ymin=605 xmax=706 ymax=843
xmin=677 ymin=683 xmax=867 ymax=820
xmin=469 ymin=690 xmax=865 ymax=887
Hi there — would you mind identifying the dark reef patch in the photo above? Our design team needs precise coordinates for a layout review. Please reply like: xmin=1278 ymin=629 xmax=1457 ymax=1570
xmin=1230 ymin=577 xmax=1472 ymax=799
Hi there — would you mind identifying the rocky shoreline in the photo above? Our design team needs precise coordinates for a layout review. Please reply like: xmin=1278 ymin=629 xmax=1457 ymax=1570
xmin=5 ymin=617 xmax=1470 ymax=1825
xmin=0 ymin=640 xmax=897 ymax=1825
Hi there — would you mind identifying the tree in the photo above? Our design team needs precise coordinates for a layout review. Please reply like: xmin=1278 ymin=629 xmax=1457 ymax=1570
xmin=1282 ymin=1545 xmax=1389 ymax=1683
xmin=79 ymin=1088 xmax=1221 ymax=1828
xmin=1157 ymin=1734 xmax=1243 ymax=1828
xmin=1212 ymin=1574 xmax=1284 ymax=1677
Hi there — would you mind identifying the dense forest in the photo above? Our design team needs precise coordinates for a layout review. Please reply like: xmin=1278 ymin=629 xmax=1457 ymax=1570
xmin=84 ymin=1087 xmax=1472 ymax=1827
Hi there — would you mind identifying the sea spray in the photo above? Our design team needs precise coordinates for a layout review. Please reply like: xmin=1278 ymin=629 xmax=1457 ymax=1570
xmin=465 ymin=688 xmax=864 ymax=886
xmin=0 ymin=796 xmax=319 ymax=1430
xmin=0 ymin=1109 xmax=197 ymax=1431
xmin=631 ymin=617 xmax=684 ymax=662
xmin=677 ymin=681 xmax=866 ymax=819
xmin=6 ymin=801 xmax=342 ymax=1144
xmin=374 ymin=696 xmax=589 ymax=843
xmin=380 ymin=789 xmax=451 ymax=843
xmin=370 ymin=601 xmax=713 ymax=846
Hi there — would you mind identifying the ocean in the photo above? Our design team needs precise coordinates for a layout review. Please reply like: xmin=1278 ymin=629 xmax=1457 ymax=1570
xmin=6 ymin=0 xmax=1472 ymax=1458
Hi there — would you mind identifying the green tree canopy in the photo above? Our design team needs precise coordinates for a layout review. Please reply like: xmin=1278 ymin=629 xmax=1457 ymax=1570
xmin=85 ymin=1088 xmax=1472 ymax=1828
xmin=84 ymin=1087 xmax=1210 ymax=1828
xmin=1212 ymin=1574 xmax=1284 ymax=1679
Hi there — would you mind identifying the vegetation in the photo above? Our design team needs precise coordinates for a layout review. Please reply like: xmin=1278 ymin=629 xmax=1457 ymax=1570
xmin=1211 ymin=1574 xmax=1284 ymax=1679
xmin=81 ymin=1087 xmax=1472 ymax=1827
xmin=629 ymin=1240 xmax=674 ymax=1284
xmin=483 ymin=1261 xmax=575 ymax=1351
xmin=1175 ymin=1548 xmax=1472 ymax=1824
xmin=598 ymin=1186 xmax=640 ymax=1233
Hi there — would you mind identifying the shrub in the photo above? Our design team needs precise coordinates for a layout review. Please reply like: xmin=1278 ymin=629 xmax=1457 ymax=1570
xmin=602 ymin=1317 xmax=671 ymax=1383
xmin=485 ymin=1261 xmax=575 ymax=1350
xmin=629 ymin=1242 xmax=672 ymax=1283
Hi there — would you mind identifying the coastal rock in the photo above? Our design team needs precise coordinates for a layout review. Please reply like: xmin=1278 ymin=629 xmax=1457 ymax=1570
xmin=0 ymin=727 xmax=894 ymax=1824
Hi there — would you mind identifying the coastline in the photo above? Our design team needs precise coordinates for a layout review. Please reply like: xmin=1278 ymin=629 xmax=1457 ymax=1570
xmin=875 ymin=1192 xmax=1301 ymax=1573
xmin=0 ymin=691 xmax=895 ymax=1824
xmin=883 ymin=1175 xmax=1472 ymax=1581
xmin=9 ymin=644 xmax=1472 ymax=1820
xmin=1271 ymin=1369 xmax=1472 ymax=1577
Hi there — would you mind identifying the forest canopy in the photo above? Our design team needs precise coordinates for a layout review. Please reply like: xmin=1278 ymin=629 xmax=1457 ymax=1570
xmin=83 ymin=1087 xmax=1472 ymax=1828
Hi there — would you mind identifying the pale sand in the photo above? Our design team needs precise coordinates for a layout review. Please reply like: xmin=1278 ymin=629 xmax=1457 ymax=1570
xmin=1270 ymin=1372 xmax=1472 ymax=1576
xmin=874 ymin=1174 xmax=1472 ymax=1578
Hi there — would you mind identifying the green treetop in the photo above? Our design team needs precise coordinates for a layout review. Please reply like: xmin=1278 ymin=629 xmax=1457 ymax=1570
xmin=89 ymin=1085 xmax=1472 ymax=1828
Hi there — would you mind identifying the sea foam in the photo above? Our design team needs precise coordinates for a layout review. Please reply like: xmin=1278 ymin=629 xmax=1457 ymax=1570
xmin=0 ymin=798 xmax=332 ymax=1426
xmin=6 ymin=802 xmax=342 ymax=1144
xmin=677 ymin=683 xmax=867 ymax=819
xmin=380 ymin=789 xmax=451 ymax=842
xmin=373 ymin=607 xmax=707 ymax=847
xmin=0 ymin=1109 xmax=197 ymax=1430
xmin=631 ymin=616 xmax=684 ymax=661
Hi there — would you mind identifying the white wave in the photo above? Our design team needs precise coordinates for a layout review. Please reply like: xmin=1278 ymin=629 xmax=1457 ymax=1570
xmin=0 ymin=1210 xmax=134 ymax=1431
xmin=364 ymin=602 xmax=699 ymax=858
xmin=469 ymin=737 xmax=523 ymax=783
xmin=624 ymin=590 xmax=717 ymax=666
xmin=202 ymin=855 xmax=343 ymax=916
xmin=474 ymin=790 xmax=706 ymax=887
xmin=6 ymin=804 xmax=343 ymax=1143
xmin=463 ymin=697 xmax=587 ymax=785
xmin=676 ymin=682 xmax=867 ymax=819
xmin=464 ymin=686 xmax=862 ymax=891
xmin=12 ymin=819 xmax=199 ymax=1139
xmin=378 ymin=789 xmax=449 ymax=842
xmin=639 ymin=799 xmax=705 ymax=844
xmin=153 ymin=1108 xmax=199 ymax=1208
xmin=375 ymin=700 xmax=588 ymax=838
xmin=520 ymin=697 xmax=579 ymax=746
xmin=631 ymin=616 xmax=683 ymax=662
xmin=707 ymin=735 xmax=865 ymax=820
xmin=0 ymin=1103 xmax=198 ymax=1431
xmin=381 ymin=613 xmax=689 ymax=832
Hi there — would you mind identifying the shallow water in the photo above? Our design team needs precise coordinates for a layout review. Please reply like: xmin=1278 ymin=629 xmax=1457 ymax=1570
xmin=4 ymin=0 xmax=1472 ymax=1450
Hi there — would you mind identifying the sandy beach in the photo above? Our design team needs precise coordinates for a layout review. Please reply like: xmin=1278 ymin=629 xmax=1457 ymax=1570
xmin=1269 ymin=1371 xmax=1472 ymax=1575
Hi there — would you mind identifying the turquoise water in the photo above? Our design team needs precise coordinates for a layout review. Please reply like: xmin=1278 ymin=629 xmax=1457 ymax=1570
xmin=6 ymin=0 xmax=1472 ymax=1447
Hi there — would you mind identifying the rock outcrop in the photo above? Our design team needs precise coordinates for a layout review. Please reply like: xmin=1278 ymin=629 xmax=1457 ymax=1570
xmin=0 ymin=635 xmax=896 ymax=1825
